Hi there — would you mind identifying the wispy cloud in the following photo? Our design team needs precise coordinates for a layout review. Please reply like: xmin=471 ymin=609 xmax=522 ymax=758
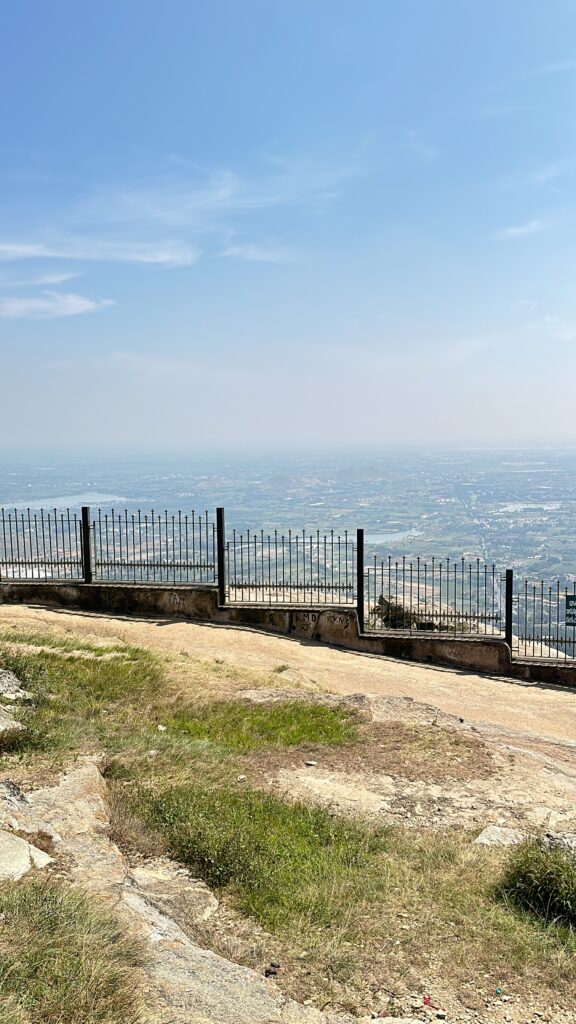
xmin=497 ymin=219 xmax=552 ymax=239
xmin=0 ymin=291 xmax=114 ymax=319
xmin=84 ymin=160 xmax=358 ymax=228
xmin=218 ymin=242 xmax=288 ymax=263
xmin=0 ymin=271 xmax=82 ymax=289
xmin=0 ymin=239 xmax=199 ymax=267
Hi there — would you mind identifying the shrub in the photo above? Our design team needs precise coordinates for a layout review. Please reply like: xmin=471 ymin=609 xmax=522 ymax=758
xmin=498 ymin=840 xmax=576 ymax=929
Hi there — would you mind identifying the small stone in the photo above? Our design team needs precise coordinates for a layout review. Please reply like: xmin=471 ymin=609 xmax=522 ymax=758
xmin=236 ymin=775 xmax=246 ymax=782
xmin=157 ymin=724 xmax=167 ymax=732
xmin=436 ymin=1013 xmax=446 ymax=1021
xmin=0 ymin=830 xmax=52 ymax=880
xmin=475 ymin=825 xmax=527 ymax=847
xmin=543 ymin=832 xmax=576 ymax=856
xmin=304 ymin=760 xmax=317 ymax=767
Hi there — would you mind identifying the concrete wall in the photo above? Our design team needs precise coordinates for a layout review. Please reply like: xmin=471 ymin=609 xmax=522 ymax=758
xmin=1 ymin=580 xmax=575 ymax=688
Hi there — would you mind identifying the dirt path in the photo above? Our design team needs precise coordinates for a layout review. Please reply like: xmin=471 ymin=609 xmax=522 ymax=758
xmin=1 ymin=603 xmax=575 ymax=745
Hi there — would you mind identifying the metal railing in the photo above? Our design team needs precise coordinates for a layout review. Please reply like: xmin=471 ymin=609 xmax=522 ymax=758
xmin=512 ymin=578 xmax=576 ymax=660
xmin=91 ymin=508 xmax=216 ymax=584
xmin=225 ymin=527 xmax=356 ymax=604
xmin=363 ymin=555 xmax=505 ymax=637
xmin=0 ymin=507 xmax=215 ymax=585
xmin=0 ymin=508 xmax=83 ymax=580
xmin=3 ymin=504 xmax=576 ymax=663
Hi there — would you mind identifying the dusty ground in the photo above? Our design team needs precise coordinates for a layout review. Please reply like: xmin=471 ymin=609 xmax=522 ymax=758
xmin=1 ymin=602 xmax=575 ymax=744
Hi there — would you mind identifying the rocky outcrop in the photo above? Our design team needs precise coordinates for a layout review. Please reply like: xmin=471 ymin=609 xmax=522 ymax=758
xmin=474 ymin=825 xmax=527 ymax=847
xmin=0 ymin=708 xmax=24 ymax=744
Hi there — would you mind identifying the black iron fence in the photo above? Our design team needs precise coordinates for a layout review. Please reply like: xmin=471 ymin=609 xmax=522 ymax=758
xmin=511 ymin=578 xmax=576 ymax=660
xmin=2 ymin=504 xmax=576 ymax=661
xmin=91 ymin=508 xmax=216 ymax=584
xmin=364 ymin=555 xmax=505 ymax=637
xmin=0 ymin=507 xmax=215 ymax=585
xmin=0 ymin=508 xmax=83 ymax=580
xmin=224 ymin=527 xmax=355 ymax=604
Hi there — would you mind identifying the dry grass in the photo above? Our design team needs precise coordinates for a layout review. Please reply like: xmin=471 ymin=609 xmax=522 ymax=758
xmin=243 ymin=718 xmax=495 ymax=785
xmin=0 ymin=878 xmax=144 ymax=1024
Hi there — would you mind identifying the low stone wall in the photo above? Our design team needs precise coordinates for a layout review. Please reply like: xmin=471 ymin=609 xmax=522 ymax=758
xmin=1 ymin=580 xmax=575 ymax=688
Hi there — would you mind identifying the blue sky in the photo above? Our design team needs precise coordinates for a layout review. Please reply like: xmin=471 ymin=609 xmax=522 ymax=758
xmin=2 ymin=0 xmax=576 ymax=451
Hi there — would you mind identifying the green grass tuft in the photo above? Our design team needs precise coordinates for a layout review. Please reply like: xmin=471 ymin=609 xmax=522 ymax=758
xmin=0 ymin=878 xmax=143 ymax=1024
xmin=167 ymin=699 xmax=357 ymax=752
xmin=498 ymin=840 xmax=576 ymax=930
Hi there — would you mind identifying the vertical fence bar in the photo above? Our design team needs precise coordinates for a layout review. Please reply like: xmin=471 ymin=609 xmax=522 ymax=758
xmin=356 ymin=528 xmax=364 ymax=633
xmin=216 ymin=507 xmax=226 ymax=605
xmin=505 ymin=568 xmax=513 ymax=649
xmin=81 ymin=506 xmax=92 ymax=584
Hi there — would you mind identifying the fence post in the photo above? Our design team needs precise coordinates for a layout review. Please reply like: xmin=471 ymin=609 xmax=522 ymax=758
xmin=356 ymin=528 xmax=364 ymax=633
xmin=216 ymin=507 xmax=226 ymax=605
xmin=81 ymin=506 xmax=92 ymax=584
xmin=505 ymin=568 xmax=513 ymax=649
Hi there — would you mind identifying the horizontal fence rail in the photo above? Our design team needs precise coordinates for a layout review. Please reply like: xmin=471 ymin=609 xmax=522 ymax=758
xmin=512 ymin=579 xmax=576 ymax=660
xmin=225 ymin=528 xmax=356 ymax=604
xmin=0 ymin=508 xmax=83 ymax=581
xmin=364 ymin=556 xmax=505 ymax=638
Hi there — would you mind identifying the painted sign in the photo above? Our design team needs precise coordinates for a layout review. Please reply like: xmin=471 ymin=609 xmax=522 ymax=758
xmin=566 ymin=594 xmax=576 ymax=626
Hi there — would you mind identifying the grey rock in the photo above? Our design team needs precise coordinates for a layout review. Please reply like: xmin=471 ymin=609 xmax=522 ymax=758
xmin=0 ymin=708 xmax=24 ymax=742
xmin=474 ymin=825 xmax=527 ymax=847
xmin=128 ymin=859 xmax=219 ymax=925
xmin=0 ymin=669 xmax=31 ymax=702
xmin=0 ymin=829 xmax=52 ymax=880
xmin=120 ymin=888 xmax=355 ymax=1024
xmin=543 ymin=832 xmax=576 ymax=856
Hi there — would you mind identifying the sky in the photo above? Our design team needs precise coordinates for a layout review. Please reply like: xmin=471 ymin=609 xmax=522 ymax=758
xmin=2 ymin=0 xmax=576 ymax=452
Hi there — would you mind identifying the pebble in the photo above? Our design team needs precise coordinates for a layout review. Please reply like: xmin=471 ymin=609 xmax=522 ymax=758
xmin=304 ymin=760 xmax=317 ymax=767
xmin=236 ymin=775 xmax=246 ymax=782
xmin=157 ymin=724 xmax=167 ymax=732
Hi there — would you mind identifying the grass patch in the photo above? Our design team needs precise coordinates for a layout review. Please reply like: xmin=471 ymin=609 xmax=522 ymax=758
xmin=0 ymin=626 xmax=130 ymax=657
xmin=498 ymin=841 xmax=576 ymax=930
xmin=0 ymin=645 xmax=163 ymax=755
xmin=116 ymin=782 xmax=576 ymax=1007
xmin=168 ymin=700 xmax=357 ymax=752
xmin=132 ymin=782 xmax=382 ymax=931
xmin=0 ymin=878 xmax=143 ymax=1024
